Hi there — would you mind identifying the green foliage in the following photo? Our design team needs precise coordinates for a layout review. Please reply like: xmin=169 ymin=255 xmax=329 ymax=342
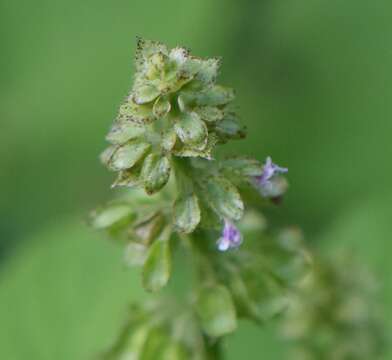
xmin=100 ymin=299 xmax=219 ymax=360
xmin=281 ymin=254 xmax=386 ymax=360
xmin=89 ymin=38 xmax=386 ymax=360
xmin=196 ymin=284 xmax=237 ymax=338
xmin=142 ymin=225 xmax=172 ymax=292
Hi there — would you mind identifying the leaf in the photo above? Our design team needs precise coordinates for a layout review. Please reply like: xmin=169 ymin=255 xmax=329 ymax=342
xmin=195 ymin=58 xmax=220 ymax=85
xmin=194 ymin=106 xmax=224 ymax=123
xmin=134 ymin=212 xmax=164 ymax=244
xmin=173 ymin=193 xmax=201 ymax=233
xmin=91 ymin=204 xmax=134 ymax=230
xmin=195 ymin=85 xmax=235 ymax=106
xmin=0 ymin=220 xmax=146 ymax=360
xmin=153 ymin=96 xmax=171 ymax=118
xmin=161 ymin=128 xmax=177 ymax=151
xmin=173 ymin=133 xmax=218 ymax=159
xmin=202 ymin=176 xmax=244 ymax=221
xmin=106 ymin=122 xmax=145 ymax=145
xmin=117 ymin=100 xmax=154 ymax=125
xmin=124 ymin=242 xmax=149 ymax=267
xmin=174 ymin=112 xmax=207 ymax=148
xmin=135 ymin=37 xmax=168 ymax=72
xmin=221 ymin=157 xmax=263 ymax=177
xmin=169 ymin=47 xmax=189 ymax=67
xmin=132 ymin=84 xmax=161 ymax=105
xmin=162 ymin=342 xmax=189 ymax=360
xmin=100 ymin=145 xmax=117 ymax=166
xmin=111 ymin=167 xmax=142 ymax=188
xmin=109 ymin=142 xmax=151 ymax=171
xmin=113 ymin=325 xmax=150 ymax=360
xmin=198 ymin=196 xmax=222 ymax=230
xmin=142 ymin=226 xmax=172 ymax=292
xmin=140 ymin=153 xmax=171 ymax=194
xmin=215 ymin=115 xmax=246 ymax=140
xmin=196 ymin=284 xmax=237 ymax=337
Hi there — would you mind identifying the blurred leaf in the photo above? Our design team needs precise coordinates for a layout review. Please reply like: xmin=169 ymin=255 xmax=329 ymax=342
xmin=142 ymin=226 xmax=172 ymax=292
xmin=125 ymin=242 xmax=149 ymax=267
xmin=198 ymin=196 xmax=222 ymax=230
xmin=196 ymin=284 xmax=237 ymax=337
xmin=0 ymin=220 xmax=144 ymax=360
xmin=162 ymin=342 xmax=189 ymax=360
xmin=91 ymin=203 xmax=134 ymax=230
xmin=221 ymin=157 xmax=262 ymax=177
xmin=173 ymin=193 xmax=201 ymax=234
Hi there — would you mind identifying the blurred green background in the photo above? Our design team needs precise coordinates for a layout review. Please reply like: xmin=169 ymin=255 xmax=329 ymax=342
xmin=1 ymin=0 xmax=391 ymax=358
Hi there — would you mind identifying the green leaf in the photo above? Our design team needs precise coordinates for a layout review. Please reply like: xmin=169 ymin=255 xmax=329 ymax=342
xmin=153 ymin=96 xmax=171 ymax=118
xmin=195 ymin=85 xmax=235 ymax=106
xmin=141 ymin=154 xmax=171 ymax=194
xmin=91 ymin=204 xmax=134 ymax=230
xmin=161 ymin=128 xmax=177 ymax=151
xmin=196 ymin=285 xmax=237 ymax=337
xmin=115 ymin=325 xmax=150 ymax=360
xmin=198 ymin=196 xmax=222 ymax=230
xmin=109 ymin=142 xmax=151 ymax=171
xmin=173 ymin=133 xmax=218 ymax=159
xmin=111 ymin=167 xmax=142 ymax=188
xmin=174 ymin=112 xmax=207 ymax=148
xmin=106 ymin=122 xmax=145 ymax=145
xmin=132 ymin=84 xmax=161 ymax=105
xmin=202 ymin=176 xmax=244 ymax=221
xmin=117 ymin=101 xmax=154 ymax=125
xmin=133 ymin=212 xmax=165 ymax=245
xmin=169 ymin=47 xmax=189 ymax=66
xmin=100 ymin=145 xmax=117 ymax=166
xmin=124 ymin=242 xmax=149 ymax=267
xmin=195 ymin=58 xmax=220 ymax=84
xmin=142 ymin=226 xmax=172 ymax=292
xmin=215 ymin=115 xmax=246 ymax=140
xmin=173 ymin=193 xmax=201 ymax=233
xmin=194 ymin=106 xmax=224 ymax=123
xmin=221 ymin=157 xmax=263 ymax=177
xmin=162 ymin=342 xmax=189 ymax=360
xmin=135 ymin=37 xmax=168 ymax=72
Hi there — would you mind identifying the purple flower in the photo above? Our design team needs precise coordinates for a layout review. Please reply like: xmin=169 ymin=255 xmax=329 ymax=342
xmin=217 ymin=219 xmax=243 ymax=251
xmin=254 ymin=157 xmax=288 ymax=198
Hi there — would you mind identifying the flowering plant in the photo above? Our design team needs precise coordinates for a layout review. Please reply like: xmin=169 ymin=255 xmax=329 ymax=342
xmin=90 ymin=38 xmax=384 ymax=359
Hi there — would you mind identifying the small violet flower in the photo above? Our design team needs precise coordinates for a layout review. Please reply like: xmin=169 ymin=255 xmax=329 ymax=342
xmin=254 ymin=156 xmax=288 ymax=198
xmin=217 ymin=219 xmax=243 ymax=251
